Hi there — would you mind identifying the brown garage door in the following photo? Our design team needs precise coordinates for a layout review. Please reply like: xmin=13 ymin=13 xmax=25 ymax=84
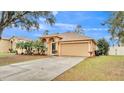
xmin=60 ymin=42 xmax=89 ymax=56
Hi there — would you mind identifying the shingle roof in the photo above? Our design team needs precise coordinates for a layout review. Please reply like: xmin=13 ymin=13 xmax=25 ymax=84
xmin=42 ymin=34 xmax=62 ymax=38
xmin=59 ymin=32 xmax=92 ymax=41
xmin=41 ymin=32 xmax=93 ymax=41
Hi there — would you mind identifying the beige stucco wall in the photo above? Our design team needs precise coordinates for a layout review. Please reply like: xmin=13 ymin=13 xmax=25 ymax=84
xmin=42 ymin=37 xmax=61 ymax=55
xmin=90 ymin=40 xmax=96 ymax=56
xmin=0 ymin=39 xmax=11 ymax=52
xmin=0 ymin=37 xmax=32 ymax=54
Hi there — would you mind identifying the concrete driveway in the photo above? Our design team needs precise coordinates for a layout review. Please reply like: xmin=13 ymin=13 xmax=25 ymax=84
xmin=0 ymin=56 xmax=85 ymax=81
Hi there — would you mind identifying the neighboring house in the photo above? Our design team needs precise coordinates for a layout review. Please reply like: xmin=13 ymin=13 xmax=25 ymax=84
xmin=41 ymin=32 xmax=97 ymax=57
xmin=10 ymin=36 xmax=31 ymax=54
xmin=10 ymin=36 xmax=31 ymax=51
xmin=0 ymin=36 xmax=31 ymax=53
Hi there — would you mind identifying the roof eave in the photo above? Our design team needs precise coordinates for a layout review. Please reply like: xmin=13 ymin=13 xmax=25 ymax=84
xmin=41 ymin=35 xmax=62 ymax=39
xmin=59 ymin=39 xmax=93 ymax=42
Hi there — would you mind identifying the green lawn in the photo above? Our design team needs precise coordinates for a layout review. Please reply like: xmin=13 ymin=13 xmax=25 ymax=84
xmin=0 ymin=52 xmax=14 ymax=57
xmin=54 ymin=56 xmax=124 ymax=81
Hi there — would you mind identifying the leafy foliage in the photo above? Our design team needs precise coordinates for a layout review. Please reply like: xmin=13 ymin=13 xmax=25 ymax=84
xmin=33 ymin=40 xmax=47 ymax=55
xmin=43 ymin=30 xmax=49 ymax=35
xmin=0 ymin=11 xmax=55 ymax=39
xmin=97 ymin=38 xmax=109 ymax=55
xmin=104 ymin=11 xmax=124 ymax=46
xmin=24 ymin=41 xmax=33 ymax=55
xmin=16 ymin=42 xmax=25 ymax=54
xmin=16 ymin=40 xmax=47 ymax=55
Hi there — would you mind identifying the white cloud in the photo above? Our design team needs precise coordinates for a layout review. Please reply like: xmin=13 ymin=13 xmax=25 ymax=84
xmin=39 ymin=17 xmax=46 ymax=22
xmin=39 ymin=23 xmax=52 ymax=31
xmin=38 ymin=22 xmax=108 ymax=34
xmin=55 ymin=23 xmax=108 ymax=31
xmin=55 ymin=23 xmax=76 ymax=30
xmin=39 ymin=24 xmax=46 ymax=29
xmin=38 ymin=22 xmax=77 ymax=32
xmin=39 ymin=11 xmax=59 ymax=22
xmin=104 ymin=35 xmax=111 ymax=39
xmin=33 ymin=33 xmax=42 ymax=37
xmin=52 ymin=11 xmax=59 ymax=16
xmin=84 ymin=28 xmax=108 ymax=31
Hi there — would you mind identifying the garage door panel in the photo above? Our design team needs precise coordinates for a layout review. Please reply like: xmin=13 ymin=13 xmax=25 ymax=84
xmin=60 ymin=43 xmax=89 ymax=56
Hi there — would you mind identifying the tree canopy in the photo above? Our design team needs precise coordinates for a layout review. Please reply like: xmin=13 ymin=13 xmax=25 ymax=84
xmin=0 ymin=11 xmax=55 ymax=39
xmin=16 ymin=40 xmax=47 ymax=55
xmin=104 ymin=11 xmax=124 ymax=46
xmin=74 ymin=25 xmax=84 ymax=35
xmin=97 ymin=38 xmax=109 ymax=55
xmin=43 ymin=30 xmax=49 ymax=35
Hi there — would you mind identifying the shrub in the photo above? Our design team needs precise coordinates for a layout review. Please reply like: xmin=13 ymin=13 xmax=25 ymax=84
xmin=97 ymin=38 xmax=109 ymax=55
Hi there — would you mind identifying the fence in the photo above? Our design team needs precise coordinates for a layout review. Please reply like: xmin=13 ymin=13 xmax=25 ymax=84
xmin=109 ymin=46 xmax=124 ymax=55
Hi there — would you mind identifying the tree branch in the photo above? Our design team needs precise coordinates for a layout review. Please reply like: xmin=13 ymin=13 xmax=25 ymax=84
xmin=0 ymin=11 xmax=29 ymax=29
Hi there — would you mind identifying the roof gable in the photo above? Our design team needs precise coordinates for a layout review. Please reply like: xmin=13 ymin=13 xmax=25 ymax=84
xmin=41 ymin=32 xmax=96 ymax=44
xmin=59 ymin=32 xmax=92 ymax=41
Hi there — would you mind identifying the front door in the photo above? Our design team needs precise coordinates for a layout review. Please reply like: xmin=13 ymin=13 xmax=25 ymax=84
xmin=51 ymin=43 xmax=56 ymax=55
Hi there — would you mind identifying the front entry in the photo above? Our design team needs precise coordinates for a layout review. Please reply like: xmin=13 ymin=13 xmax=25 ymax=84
xmin=51 ymin=42 xmax=56 ymax=55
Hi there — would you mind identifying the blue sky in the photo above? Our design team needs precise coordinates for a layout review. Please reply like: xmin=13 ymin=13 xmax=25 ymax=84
xmin=2 ymin=11 xmax=112 ymax=44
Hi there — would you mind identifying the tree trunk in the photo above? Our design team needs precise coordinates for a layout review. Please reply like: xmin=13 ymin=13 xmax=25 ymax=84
xmin=21 ymin=48 xmax=24 ymax=55
xmin=118 ymin=37 xmax=121 ymax=47
xmin=0 ymin=29 xmax=3 ymax=39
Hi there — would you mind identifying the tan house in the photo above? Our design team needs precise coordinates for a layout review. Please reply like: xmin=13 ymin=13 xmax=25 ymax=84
xmin=0 ymin=36 xmax=31 ymax=53
xmin=41 ymin=32 xmax=97 ymax=57
xmin=10 ymin=36 xmax=31 ymax=51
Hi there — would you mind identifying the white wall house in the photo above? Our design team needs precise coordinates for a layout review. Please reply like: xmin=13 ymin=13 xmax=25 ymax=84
xmin=109 ymin=46 xmax=124 ymax=55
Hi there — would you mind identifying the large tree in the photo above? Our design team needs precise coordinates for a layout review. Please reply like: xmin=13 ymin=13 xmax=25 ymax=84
xmin=74 ymin=25 xmax=84 ymax=34
xmin=0 ymin=11 xmax=55 ymax=39
xmin=43 ymin=30 xmax=49 ymax=35
xmin=104 ymin=11 xmax=124 ymax=46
